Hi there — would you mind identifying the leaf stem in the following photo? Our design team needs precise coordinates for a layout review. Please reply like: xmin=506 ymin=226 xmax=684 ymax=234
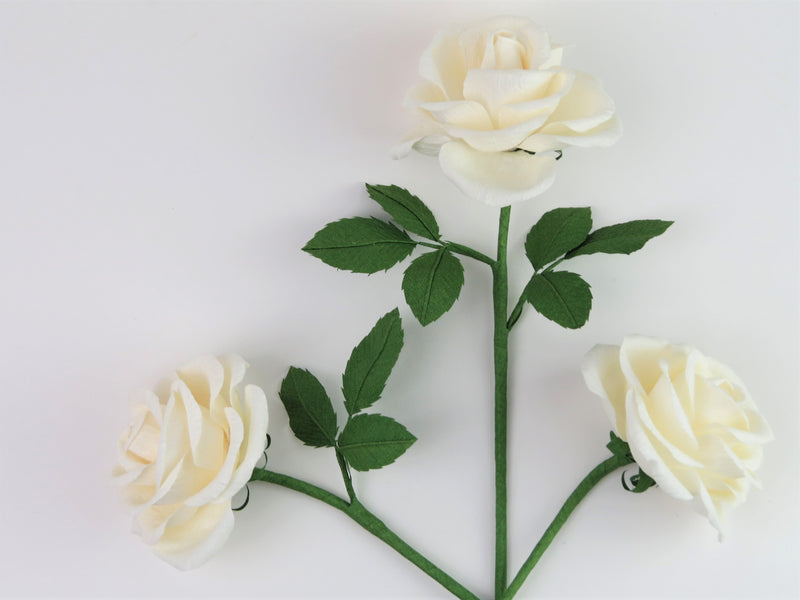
xmin=543 ymin=257 xmax=565 ymax=272
xmin=501 ymin=453 xmax=635 ymax=600
xmin=417 ymin=240 xmax=495 ymax=266
xmin=335 ymin=448 xmax=357 ymax=502
xmin=445 ymin=241 xmax=495 ymax=266
xmin=493 ymin=205 xmax=511 ymax=597
xmin=506 ymin=280 xmax=532 ymax=331
xmin=249 ymin=468 xmax=480 ymax=600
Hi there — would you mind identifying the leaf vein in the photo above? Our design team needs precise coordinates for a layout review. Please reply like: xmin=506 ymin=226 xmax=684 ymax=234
xmin=422 ymin=250 xmax=445 ymax=321
xmin=351 ymin=326 xmax=393 ymax=413
xmin=290 ymin=370 xmax=334 ymax=445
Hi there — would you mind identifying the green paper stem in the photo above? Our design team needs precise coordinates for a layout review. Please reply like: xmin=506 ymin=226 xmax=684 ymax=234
xmin=502 ymin=453 xmax=635 ymax=600
xmin=493 ymin=205 xmax=511 ymax=597
xmin=250 ymin=468 xmax=480 ymax=600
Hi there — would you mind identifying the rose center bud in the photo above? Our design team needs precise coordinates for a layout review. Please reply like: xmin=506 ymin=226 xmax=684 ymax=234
xmin=492 ymin=32 xmax=527 ymax=69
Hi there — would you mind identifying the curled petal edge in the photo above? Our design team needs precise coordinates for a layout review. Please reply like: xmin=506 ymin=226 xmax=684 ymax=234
xmin=438 ymin=141 xmax=558 ymax=207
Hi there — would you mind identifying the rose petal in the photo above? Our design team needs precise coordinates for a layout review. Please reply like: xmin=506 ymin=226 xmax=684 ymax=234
xmin=219 ymin=354 xmax=247 ymax=415
xmin=184 ymin=407 xmax=244 ymax=507
xmin=542 ymin=71 xmax=616 ymax=132
xmin=539 ymin=45 xmax=564 ymax=69
xmin=171 ymin=377 xmax=228 ymax=472
xmin=419 ymin=100 xmax=494 ymax=131
xmin=647 ymin=365 xmax=698 ymax=451
xmin=154 ymin=394 xmax=188 ymax=488
xmin=463 ymin=69 xmax=569 ymax=126
xmin=458 ymin=17 xmax=552 ymax=70
xmin=152 ymin=501 xmax=235 ymax=570
xmin=176 ymin=355 xmax=224 ymax=410
xmin=438 ymin=141 xmax=558 ymax=206
xmin=418 ymin=28 xmax=467 ymax=100
xmin=134 ymin=503 xmax=184 ymax=545
xmin=694 ymin=377 xmax=750 ymax=432
xmin=581 ymin=344 xmax=628 ymax=438
xmin=625 ymin=391 xmax=694 ymax=501
xmin=217 ymin=384 xmax=269 ymax=501
xmin=633 ymin=383 xmax=703 ymax=469
xmin=497 ymin=71 xmax=575 ymax=129
xmin=392 ymin=115 xmax=449 ymax=159
xmin=619 ymin=336 xmax=676 ymax=395
xmin=404 ymin=80 xmax=447 ymax=107
xmin=694 ymin=481 xmax=726 ymax=540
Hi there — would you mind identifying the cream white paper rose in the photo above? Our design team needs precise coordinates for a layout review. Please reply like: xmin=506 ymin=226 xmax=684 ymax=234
xmin=582 ymin=336 xmax=772 ymax=537
xmin=395 ymin=16 xmax=621 ymax=206
xmin=113 ymin=355 xmax=269 ymax=569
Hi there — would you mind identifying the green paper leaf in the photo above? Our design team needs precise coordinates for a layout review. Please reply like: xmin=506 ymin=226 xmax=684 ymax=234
xmin=565 ymin=220 xmax=673 ymax=259
xmin=303 ymin=217 xmax=415 ymax=273
xmin=342 ymin=309 xmax=404 ymax=415
xmin=525 ymin=207 xmax=592 ymax=270
xmin=337 ymin=413 xmax=416 ymax=471
xmin=366 ymin=184 xmax=441 ymax=242
xmin=526 ymin=271 xmax=592 ymax=329
xmin=607 ymin=431 xmax=632 ymax=459
xmin=402 ymin=249 xmax=465 ymax=326
xmin=278 ymin=367 xmax=338 ymax=448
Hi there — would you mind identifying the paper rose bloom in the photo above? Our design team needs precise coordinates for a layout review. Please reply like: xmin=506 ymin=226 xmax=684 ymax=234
xmin=395 ymin=16 xmax=621 ymax=206
xmin=113 ymin=355 xmax=269 ymax=569
xmin=582 ymin=336 xmax=772 ymax=537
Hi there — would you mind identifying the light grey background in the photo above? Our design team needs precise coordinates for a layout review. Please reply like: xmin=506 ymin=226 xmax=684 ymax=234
xmin=0 ymin=1 xmax=797 ymax=598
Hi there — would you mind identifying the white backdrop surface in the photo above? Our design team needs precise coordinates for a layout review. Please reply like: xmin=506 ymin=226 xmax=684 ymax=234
xmin=0 ymin=1 xmax=797 ymax=599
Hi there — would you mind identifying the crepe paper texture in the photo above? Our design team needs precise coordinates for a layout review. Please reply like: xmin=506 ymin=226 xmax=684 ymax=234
xmin=507 ymin=207 xmax=672 ymax=330
xmin=113 ymin=14 xmax=774 ymax=600
xmin=582 ymin=337 xmax=773 ymax=539
xmin=394 ymin=16 xmax=621 ymax=207
xmin=402 ymin=248 xmax=465 ymax=326
xmin=342 ymin=308 xmax=404 ymax=414
xmin=296 ymin=181 xmax=672 ymax=598
xmin=279 ymin=309 xmax=417 ymax=480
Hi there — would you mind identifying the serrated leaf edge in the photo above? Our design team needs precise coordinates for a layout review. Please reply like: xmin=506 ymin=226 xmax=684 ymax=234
xmin=529 ymin=271 xmax=592 ymax=329
xmin=366 ymin=184 xmax=440 ymax=242
xmin=282 ymin=367 xmax=337 ymax=447
xmin=343 ymin=310 xmax=402 ymax=415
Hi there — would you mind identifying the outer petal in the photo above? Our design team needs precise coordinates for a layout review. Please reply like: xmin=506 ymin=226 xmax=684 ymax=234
xmin=217 ymin=384 xmax=270 ymax=501
xmin=581 ymin=344 xmax=628 ymax=438
xmin=543 ymin=71 xmax=616 ymax=132
xmin=184 ymin=407 xmax=244 ymax=507
xmin=419 ymin=100 xmax=494 ymax=131
xmin=176 ymin=355 xmax=225 ymax=410
xmin=152 ymin=501 xmax=235 ymax=570
xmin=438 ymin=141 xmax=557 ymax=206
xmin=520 ymin=115 xmax=622 ymax=152
xmin=392 ymin=114 xmax=449 ymax=159
xmin=625 ymin=391 xmax=694 ymax=501
xmin=619 ymin=335 xmax=675 ymax=395
xmin=418 ymin=28 xmax=467 ymax=100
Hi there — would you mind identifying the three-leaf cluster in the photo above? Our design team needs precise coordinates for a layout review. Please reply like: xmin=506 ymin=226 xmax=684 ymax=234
xmin=303 ymin=185 xmax=464 ymax=326
xmin=518 ymin=207 xmax=673 ymax=329
xmin=279 ymin=309 xmax=416 ymax=471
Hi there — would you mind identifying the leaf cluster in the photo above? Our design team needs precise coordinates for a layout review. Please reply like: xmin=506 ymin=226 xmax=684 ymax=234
xmin=303 ymin=185 xmax=465 ymax=326
xmin=279 ymin=309 xmax=416 ymax=472
xmin=519 ymin=207 xmax=672 ymax=329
